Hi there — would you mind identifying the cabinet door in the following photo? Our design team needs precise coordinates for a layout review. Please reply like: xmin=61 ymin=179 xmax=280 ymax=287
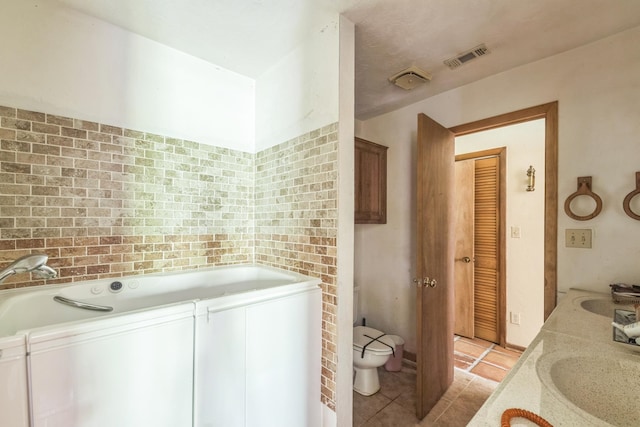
xmin=29 ymin=313 xmax=194 ymax=427
xmin=245 ymin=289 xmax=322 ymax=427
xmin=194 ymin=305 xmax=246 ymax=427
xmin=355 ymin=137 xmax=388 ymax=224
xmin=0 ymin=340 xmax=29 ymax=427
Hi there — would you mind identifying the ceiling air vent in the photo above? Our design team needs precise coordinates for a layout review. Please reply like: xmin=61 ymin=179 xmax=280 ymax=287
xmin=444 ymin=44 xmax=490 ymax=70
xmin=388 ymin=65 xmax=432 ymax=90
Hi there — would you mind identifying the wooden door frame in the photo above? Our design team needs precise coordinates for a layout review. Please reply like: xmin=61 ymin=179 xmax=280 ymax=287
xmin=449 ymin=101 xmax=558 ymax=320
xmin=455 ymin=148 xmax=506 ymax=345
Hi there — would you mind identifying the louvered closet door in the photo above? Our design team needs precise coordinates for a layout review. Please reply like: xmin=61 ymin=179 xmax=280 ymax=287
xmin=473 ymin=157 xmax=499 ymax=343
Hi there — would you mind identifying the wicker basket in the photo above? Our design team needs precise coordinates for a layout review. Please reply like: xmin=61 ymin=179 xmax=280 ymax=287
xmin=610 ymin=283 xmax=640 ymax=305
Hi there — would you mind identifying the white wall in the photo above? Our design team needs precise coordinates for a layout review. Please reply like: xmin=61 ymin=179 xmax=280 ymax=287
xmin=356 ymin=25 xmax=640 ymax=351
xmin=0 ymin=0 xmax=255 ymax=151
xmin=255 ymin=16 xmax=341 ymax=151
xmin=335 ymin=16 xmax=355 ymax=427
xmin=456 ymin=120 xmax=545 ymax=347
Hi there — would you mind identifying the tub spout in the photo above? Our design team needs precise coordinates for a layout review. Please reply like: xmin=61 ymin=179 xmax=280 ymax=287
xmin=0 ymin=254 xmax=57 ymax=283
xmin=33 ymin=265 xmax=58 ymax=279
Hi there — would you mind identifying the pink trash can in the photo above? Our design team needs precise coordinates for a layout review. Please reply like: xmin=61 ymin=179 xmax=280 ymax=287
xmin=384 ymin=335 xmax=404 ymax=372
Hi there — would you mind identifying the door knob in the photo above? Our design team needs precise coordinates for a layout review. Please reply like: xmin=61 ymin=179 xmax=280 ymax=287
xmin=413 ymin=277 xmax=437 ymax=288
xmin=462 ymin=256 xmax=471 ymax=263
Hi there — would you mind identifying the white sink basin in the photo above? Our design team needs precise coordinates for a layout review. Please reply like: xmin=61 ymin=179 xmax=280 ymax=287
xmin=537 ymin=351 xmax=640 ymax=425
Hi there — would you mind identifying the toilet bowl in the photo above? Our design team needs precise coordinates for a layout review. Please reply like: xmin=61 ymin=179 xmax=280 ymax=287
xmin=353 ymin=325 xmax=395 ymax=396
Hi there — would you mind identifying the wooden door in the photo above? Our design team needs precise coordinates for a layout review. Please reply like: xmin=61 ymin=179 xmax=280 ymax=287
xmin=416 ymin=113 xmax=455 ymax=419
xmin=453 ymin=159 xmax=475 ymax=338
xmin=473 ymin=157 xmax=500 ymax=343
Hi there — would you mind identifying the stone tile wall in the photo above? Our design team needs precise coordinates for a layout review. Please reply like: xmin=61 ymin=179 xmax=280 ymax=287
xmin=0 ymin=103 xmax=340 ymax=411
xmin=254 ymin=124 xmax=338 ymax=410
xmin=0 ymin=105 xmax=254 ymax=289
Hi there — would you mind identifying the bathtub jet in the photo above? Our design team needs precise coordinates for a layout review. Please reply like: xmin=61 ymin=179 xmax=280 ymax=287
xmin=0 ymin=254 xmax=57 ymax=283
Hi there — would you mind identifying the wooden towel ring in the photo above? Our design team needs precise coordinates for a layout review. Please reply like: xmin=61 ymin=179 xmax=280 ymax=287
xmin=623 ymin=172 xmax=640 ymax=220
xmin=564 ymin=176 xmax=602 ymax=221
xmin=501 ymin=408 xmax=553 ymax=427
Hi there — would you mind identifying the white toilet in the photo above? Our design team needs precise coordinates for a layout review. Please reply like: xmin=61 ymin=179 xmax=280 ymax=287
xmin=352 ymin=286 xmax=396 ymax=396
xmin=353 ymin=325 xmax=396 ymax=395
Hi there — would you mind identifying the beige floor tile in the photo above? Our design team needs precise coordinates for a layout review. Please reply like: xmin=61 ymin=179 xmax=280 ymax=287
xmin=417 ymin=394 xmax=454 ymax=425
xmin=363 ymin=401 xmax=420 ymax=427
xmin=394 ymin=389 xmax=417 ymax=413
xmin=414 ymin=369 xmax=475 ymax=424
xmin=353 ymin=390 xmax=392 ymax=426
xmin=444 ymin=369 xmax=475 ymax=398
xmin=354 ymin=337 xmax=518 ymax=427
xmin=429 ymin=397 xmax=484 ymax=426
xmin=430 ymin=377 xmax=496 ymax=426
xmin=459 ymin=376 xmax=498 ymax=405
xmin=474 ymin=375 xmax=499 ymax=389
xmin=390 ymin=368 xmax=418 ymax=383
xmin=378 ymin=369 xmax=415 ymax=400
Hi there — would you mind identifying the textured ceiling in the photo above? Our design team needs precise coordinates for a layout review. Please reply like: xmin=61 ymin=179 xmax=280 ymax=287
xmin=55 ymin=0 xmax=640 ymax=120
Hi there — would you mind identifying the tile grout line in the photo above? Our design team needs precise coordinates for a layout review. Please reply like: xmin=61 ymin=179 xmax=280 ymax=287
xmin=355 ymin=341 xmax=522 ymax=426
xmin=465 ymin=343 xmax=495 ymax=372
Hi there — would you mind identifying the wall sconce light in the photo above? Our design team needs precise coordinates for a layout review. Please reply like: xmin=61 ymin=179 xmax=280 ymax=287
xmin=526 ymin=166 xmax=536 ymax=192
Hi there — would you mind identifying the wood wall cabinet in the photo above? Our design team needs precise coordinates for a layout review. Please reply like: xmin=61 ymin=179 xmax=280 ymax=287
xmin=355 ymin=137 xmax=388 ymax=224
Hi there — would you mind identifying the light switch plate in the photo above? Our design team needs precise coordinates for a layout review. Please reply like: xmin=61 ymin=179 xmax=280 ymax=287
xmin=510 ymin=312 xmax=521 ymax=325
xmin=565 ymin=229 xmax=592 ymax=248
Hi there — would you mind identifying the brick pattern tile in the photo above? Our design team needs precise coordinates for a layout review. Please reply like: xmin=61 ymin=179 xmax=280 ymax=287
xmin=254 ymin=123 xmax=338 ymax=410
xmin=0 ymin=105 xmax=256 ymax=290
xmin=0 ymin=104 xmax=340 ymax=412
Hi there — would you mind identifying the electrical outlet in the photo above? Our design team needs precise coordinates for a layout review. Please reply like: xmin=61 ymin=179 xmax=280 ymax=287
xmin=510 ymin=226 xmax=521 ymax=238
xmin=565 ymin=229 xmax=592 ymax=248
xmin=510 ymin=312 xmax=521 ymax=325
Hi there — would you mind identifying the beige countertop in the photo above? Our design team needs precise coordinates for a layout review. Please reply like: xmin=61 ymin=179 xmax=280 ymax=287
xmin=468 ymin=288 xmax=640 ymax=426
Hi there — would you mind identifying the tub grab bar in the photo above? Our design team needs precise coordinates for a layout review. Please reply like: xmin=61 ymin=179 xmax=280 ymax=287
xmin=53 ymin=295 xmax=114 ymax=312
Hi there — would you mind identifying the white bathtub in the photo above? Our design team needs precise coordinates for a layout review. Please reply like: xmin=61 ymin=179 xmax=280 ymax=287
xmin=0 ymin=263 xmax=319 ymax=337
xmin=0 ymin=264 xmax=322 ymax=427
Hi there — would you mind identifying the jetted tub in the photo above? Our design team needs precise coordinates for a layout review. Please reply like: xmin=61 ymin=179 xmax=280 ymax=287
xmin=0 ymin=263 xmax=319 ymax=337
xmin=0 ymin=264 xmax=322 ymax=427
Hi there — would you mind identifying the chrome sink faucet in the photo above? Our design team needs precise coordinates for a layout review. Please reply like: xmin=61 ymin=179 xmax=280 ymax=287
xmin=0 ymin=254 xmax=58 ymax=284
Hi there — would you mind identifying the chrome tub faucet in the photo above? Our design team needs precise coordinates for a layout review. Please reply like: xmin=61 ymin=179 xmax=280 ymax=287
xmin=0 ymin=254 xmax=57 ymax=284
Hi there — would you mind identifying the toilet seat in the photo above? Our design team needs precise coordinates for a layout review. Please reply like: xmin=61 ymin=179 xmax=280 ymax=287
xmin=353 ymin=326 xmax=395 ymax=356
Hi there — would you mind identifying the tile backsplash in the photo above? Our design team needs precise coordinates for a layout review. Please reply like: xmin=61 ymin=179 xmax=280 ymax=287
xmin=0 ymin=105 xmax=254 ymax=288
xmin=255 ymin=124 xmax=338 ymax=409
xmin=0 ymin=104 xmax=339 ymax=411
